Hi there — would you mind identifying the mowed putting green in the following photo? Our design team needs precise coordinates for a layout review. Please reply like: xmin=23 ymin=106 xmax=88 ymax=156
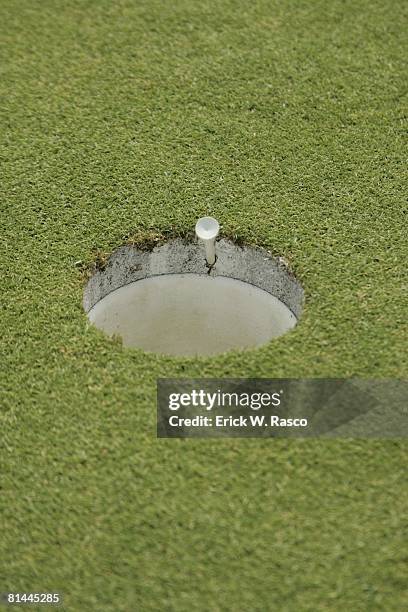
xmin=1 ymin=1 xmax=407 ymax=611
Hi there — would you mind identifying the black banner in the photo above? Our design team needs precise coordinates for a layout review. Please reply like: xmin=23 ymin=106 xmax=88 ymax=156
xmin=157 ymin=379 xmax=408 ymax=438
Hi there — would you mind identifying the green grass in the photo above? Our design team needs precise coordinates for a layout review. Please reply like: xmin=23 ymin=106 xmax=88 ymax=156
xmin=1 ymin=0 xmax=407 ymax=610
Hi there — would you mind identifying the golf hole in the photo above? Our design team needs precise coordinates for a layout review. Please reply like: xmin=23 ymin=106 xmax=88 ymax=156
xmin=83 ymin=238 xmax=304 ymax=357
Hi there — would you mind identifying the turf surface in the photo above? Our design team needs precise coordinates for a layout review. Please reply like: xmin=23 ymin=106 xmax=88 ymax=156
xmin=1 ymin=1 xmax=407 ymax=610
